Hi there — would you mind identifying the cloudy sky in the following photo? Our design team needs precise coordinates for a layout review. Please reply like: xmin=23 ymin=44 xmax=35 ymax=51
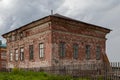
xmin=0 ymin=0 xmax=120 ymax=62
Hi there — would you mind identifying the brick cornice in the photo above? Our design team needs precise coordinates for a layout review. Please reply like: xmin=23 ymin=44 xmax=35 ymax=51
xmin=50 ymin=16 xmax=111 ymax=34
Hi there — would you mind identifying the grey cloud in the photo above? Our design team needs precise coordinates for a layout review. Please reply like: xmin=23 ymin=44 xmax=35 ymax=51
xmin=58 ymin=0 xmax=120 ymax=23
xmin=0 ymin=0 xmax=120 ymax=61
xmin=11 ymin=0 xmax=64 ymax=29
xmin=0 ymin=0 xmax=65 ymax=41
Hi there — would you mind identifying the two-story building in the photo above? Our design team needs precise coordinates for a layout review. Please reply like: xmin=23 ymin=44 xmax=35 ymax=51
xmin=2 ymin=14 xmax=110 ymax=68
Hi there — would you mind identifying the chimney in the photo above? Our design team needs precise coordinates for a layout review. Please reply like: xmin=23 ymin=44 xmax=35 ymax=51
xmin=51 ymin=10 xmax=53 ymax=15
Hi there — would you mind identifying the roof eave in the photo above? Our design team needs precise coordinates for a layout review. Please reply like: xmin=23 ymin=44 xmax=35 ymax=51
xmin=51 ymin=14 xmax=111 ymax=33
xmin=2 ymin=15 xmax=51 ymax=37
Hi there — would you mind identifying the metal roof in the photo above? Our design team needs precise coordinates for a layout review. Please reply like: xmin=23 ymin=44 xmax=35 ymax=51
xmin=2 ymin=13 xmax=111 ymax=36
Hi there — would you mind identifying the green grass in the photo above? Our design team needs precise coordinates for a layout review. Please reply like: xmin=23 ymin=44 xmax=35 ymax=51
xmin=0 ymin=69 xmax=103 ymax=80
xmin=0 ymin=69 xmax=76 ymax=80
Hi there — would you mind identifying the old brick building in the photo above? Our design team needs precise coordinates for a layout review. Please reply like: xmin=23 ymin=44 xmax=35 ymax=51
xmin=2 ymin=14 xmax=110 ymax=68
xmin=0 ymin=40 xmax=6 ymax=69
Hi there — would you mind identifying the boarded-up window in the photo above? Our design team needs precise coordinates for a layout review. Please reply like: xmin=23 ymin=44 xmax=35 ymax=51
xmin=14 ymin=34 xmax=17 ymax=41
xmin=19 ymin=32 xmax=23 ymax=39
xmin=9 ymin=35 xmax=12 ymax=42
xmin=1 ymin=52 xmax=6 ymax=59
xmin=12 ymin=35 xmax=15 ymax=41
xmin=20 ymin=47 xmax=24 ymax=61
xmin=59 ymin=42 xmax=66 ymax=58
xmin=29 ymin=45 xmax=34 ymax=60
xmin=1 ymin=61 xmax=6 ymax=68
xmin=73 ymin=44 xmax=79 ymax=59
xmin=39 ymin=43 xmax=44 ymax=58
xmin=86 ymin=45 xmax=90 ymax=60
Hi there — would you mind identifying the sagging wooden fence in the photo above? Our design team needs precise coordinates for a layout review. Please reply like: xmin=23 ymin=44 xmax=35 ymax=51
xmin=0 ymin=62 xmax=120 ymax=80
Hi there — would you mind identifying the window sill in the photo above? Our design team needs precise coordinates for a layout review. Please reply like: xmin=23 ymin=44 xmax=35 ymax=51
xmin=29 ymin=59 xmax=35 ymax=62
xmin=39 ymin=57 xmax=45 ymax=60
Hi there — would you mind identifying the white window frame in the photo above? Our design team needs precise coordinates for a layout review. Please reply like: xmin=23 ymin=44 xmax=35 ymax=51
xmin=20 ymin=48 xmax=24 ymax=61
xmin=15 ymin=49 xmax=19 ymax=61
xmin=29 ymin=45 xmax=34 ymax=60
xmin=10 ymin=53 xmax=13 ymax=61
xmin=39 ymin=43 xmax=44 ymax=58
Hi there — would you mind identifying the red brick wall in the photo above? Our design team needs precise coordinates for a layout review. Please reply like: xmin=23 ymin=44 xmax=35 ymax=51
xmin=7 ymin=22 xmax=52 ymax=68
xmin=51 ymin=18 xmax=107 ymax=66
xmin=5 ymin=16 xmax=109 ymax=68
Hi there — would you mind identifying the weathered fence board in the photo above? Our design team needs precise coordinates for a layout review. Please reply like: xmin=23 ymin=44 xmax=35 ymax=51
xmin=0 ymin=62 xmax=120 ymax=80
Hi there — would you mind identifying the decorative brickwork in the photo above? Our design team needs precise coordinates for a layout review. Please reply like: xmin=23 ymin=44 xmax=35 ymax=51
xmin=2 ymin=14 xmax=110 ymax=68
